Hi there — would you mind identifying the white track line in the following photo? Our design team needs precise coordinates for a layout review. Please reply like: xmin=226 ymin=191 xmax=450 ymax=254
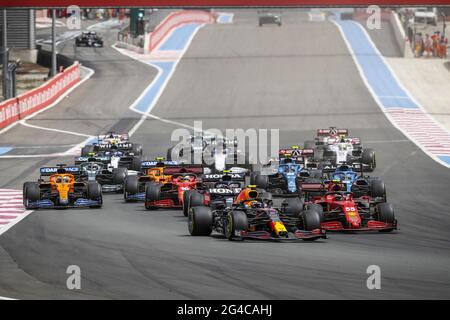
xmin=113 ymin=24 xmax=225 ymax=138
xmin=0 ymin=295 xmax=17 ymax=300
xmin=19 ymin=121 xmax=92 ymax=137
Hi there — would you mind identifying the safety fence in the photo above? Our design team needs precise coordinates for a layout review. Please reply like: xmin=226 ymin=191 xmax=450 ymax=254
xmin=147 ymin=10 xmax=216 ymax=52
xmin=0 ymin=62 xmax=81 ymax=129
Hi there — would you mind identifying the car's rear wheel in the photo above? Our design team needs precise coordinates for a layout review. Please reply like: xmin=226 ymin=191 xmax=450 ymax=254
xmin=225 ymin=211 xmax=248 ymax=241
xmin=371 ymin=179 xmax=386 ymax=200
xmin=188 ymin=206 xmax=213 ymax=236
xmin=283 ymin=197 xmax=304 ymax=216
xmin=254 ymin=174 xmax=268 ymax=189
xmin=183 ymin=190 xmax=204 ymax=217
xmin=112 ymin=167 xmax=128 ymax=186
xmin=130 ymin=156 xmax=142 ymax=171
xmin=249 ymin=171 xmax=260 ymax=185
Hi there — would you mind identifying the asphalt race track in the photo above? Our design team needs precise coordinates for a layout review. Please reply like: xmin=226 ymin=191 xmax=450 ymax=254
xmin=0 ymin=11 xmax=449 ymax=299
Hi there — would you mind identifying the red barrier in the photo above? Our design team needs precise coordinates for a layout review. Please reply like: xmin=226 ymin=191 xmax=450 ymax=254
xmin=0 ymin=62 xmax=81 ymax=130
xmin=148 ymin=10 xmax=216 ymax=53
xmin=0 ymin=99 xmax=20 ymax=129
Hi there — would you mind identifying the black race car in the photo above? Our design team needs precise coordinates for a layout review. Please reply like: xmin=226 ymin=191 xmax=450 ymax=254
xmin=75 ymin=31 xmax=104 ymax=47
xmin=188 ymin=186 xmax=326 ymax=241
xmin=81 ymin=132 xmax=143 ymax=157
xmin=258 ymin=11 xmax=282 ymax=26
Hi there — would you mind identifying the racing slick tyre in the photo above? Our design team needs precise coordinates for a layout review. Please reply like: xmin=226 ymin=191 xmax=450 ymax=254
xmin=283 ymin=197 xmax=304 ymax=216
xmin=23 ymin=181 xmax=36 ymax=195
xmin=132 ymin=144 xmax=143 ymax=156
xmin=112 ymin=167 xmax=128 ymax=186
xmin=81 ymin=145 xmax=94 ymax=157
xmin=225 ymin=211 xmax=248 ymax=241
xmin=361 ymin=148 xmax=376 ymax=171
xmin=145 ymin=182 xmax=161 ymax=210
xmin=130 ymin=156 xmax=142 ymax=171
xmin=371 ymin=179 xmax=386 ymax=200
xmin=124 ymin=175 xmax=139 ymax=202
xmin=307 ymin=204 xmax=324 ymax=221
xmin=183 ymin=190 xmax=204 ymax=217
xmin=299 ymin=209 xmax=321 ymax=232
xmin=304 ymin=140 xmax=316 ymax=149
xmin=249 ymin=171 xmax=260 ymax=185
xmin=23 ymin=183 xmax=40 ymax=209
xmin=376 ymin=203 xmax=396 ymax=232
xmin=188 ymin=206 xmax=213 ymax=236
xmin=87 ymin=182 xmax=102 ymax=208
xmin=254 ymin=174 xmax=268 ymax=189
xmin=183 ymin=190 xmax=194 ymax=216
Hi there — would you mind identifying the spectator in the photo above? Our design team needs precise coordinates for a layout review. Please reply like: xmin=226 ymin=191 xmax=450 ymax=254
xmin=440 ymin=35 xmax=448 ymax=58
xmin=415 ymin=33 xmax=424 ymax=57
xmin=424 ymin=34 xmax=433 ymax=57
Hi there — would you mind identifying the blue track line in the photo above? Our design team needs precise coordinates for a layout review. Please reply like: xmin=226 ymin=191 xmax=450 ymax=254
xmin=159 ymin=24 xmax=201 ymax=51
xmin=336 ymin=20 xmax=418 ymax=109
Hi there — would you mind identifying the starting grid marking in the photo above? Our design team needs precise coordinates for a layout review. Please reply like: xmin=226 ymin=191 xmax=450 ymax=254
xmin=0 ymin=189 xmax=33 ymax=236
xmin=334 ymin=19 xmax=450 ymax=168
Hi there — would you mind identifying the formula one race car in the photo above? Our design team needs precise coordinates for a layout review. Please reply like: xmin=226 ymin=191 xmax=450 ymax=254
xmin=23 ymin=165 xmax=103 ymax=209
xmin=75 ymin=155 xmax=131 ymax=193
xmin=75 ymin=31 xmax=104 ymax=47
xmin=144 ymin=167 xmax=207 ymax=210
xmin=250 ymin=147 xmax=321 ymax=196
xmin=188 ymin=186 xmax=326 ymax=241
xmin=167 ymin=134 xmax=250 ymax=173
xmin=327 ymin=164 xmax=386 ymax=200
xmin=123 ymin=159 xmax=178 ymax=202
xmin=76 ymin=149 xmax=141 ymax=172
xmin=258 ymin=10 xmax=282 ymax=26
xmin=305 ymin=127 xmax=376 ymax=171
xmin=81 ymin=132 xmax=142 ymax=157
xmin=182 ymin=170 xmax=246 ymax=216
xmin=301 ymin=182 xmax=396 ymax=232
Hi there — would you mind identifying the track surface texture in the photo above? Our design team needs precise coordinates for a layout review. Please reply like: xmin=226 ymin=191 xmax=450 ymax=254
xmin=0 ymin=11 xmax=449 ymax=299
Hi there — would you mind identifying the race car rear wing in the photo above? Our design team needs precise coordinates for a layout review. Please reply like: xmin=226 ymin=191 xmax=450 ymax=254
xmin=98 ymin=133 xmax=129 ymax=142
xmin=322 ymin=162 xmax=370 ymax=173
xmin=300 ymin=182 xmax=325 ymax=192
xmin=316 ymin=128 xmax=348 ymax=136
xmin=207 ymin=187 xmax=243 ymax=195
xmin=97 ymin=142 xmax=132 ymax=150
xmin=163 ymin=165 xmax=204 ymax=175
xmin=75 ymin=156 xmax=110 ymax=164
xmin=202 ymin=173 xmax=245 ymax=182
xmin=40 ymin=166 xmax=81 ymax=176
xmin=279 ymin=148 xmax=314 ymax=158
xmin=141 ymin=160 xmax=179 ymax=168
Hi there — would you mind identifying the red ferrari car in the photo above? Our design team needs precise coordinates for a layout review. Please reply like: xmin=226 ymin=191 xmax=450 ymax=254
xmin=302 ymin=181 xmax=397 ymax=232
xmin=144 ymin=166 xmax=208 ymax=210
